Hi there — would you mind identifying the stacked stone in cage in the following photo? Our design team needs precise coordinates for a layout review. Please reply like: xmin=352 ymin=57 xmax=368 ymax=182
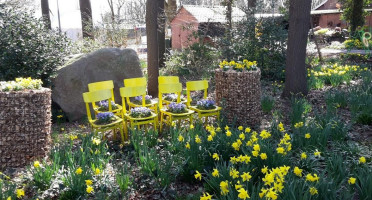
xmin=0 ymin=89 xmax=52 ymax=169
xmin=215 ymin=69 xmax=262 ymax=127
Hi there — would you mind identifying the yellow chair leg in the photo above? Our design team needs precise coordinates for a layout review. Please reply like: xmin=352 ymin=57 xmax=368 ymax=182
xmin=113 ymin=128 xmax=117 ymax=140
xmin=123 ymin=121 xmax=128 ymax=141
xmin=120 ymin=126 xmax=125 ymax=144
xmin=154 ymin=118 xmax=157 ymax=132
xmin=160 ymin=113 xmax=164 ymax=132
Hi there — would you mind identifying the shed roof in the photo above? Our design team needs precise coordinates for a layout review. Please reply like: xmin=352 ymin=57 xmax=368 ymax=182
xmin=181 ymin=5 xmax=245 ymax=23
xmin=311 ymin=8 xmax=372 ymax=15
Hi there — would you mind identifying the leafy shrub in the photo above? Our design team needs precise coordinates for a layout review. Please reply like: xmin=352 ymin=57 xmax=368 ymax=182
xmin=290 ymin=97 xmax=311 ymax=126
xmin=0 ymin=5 xmax=70 ymax=86
xmin=261 ymin=95 xmax=275 ymax=113
xmin=227 ymin=17 xmax=288 ymax=80
xmin=163 ymin=42 xmax=221 ymax=81
xmin=325 ymin=90 xmax=348 ymax=110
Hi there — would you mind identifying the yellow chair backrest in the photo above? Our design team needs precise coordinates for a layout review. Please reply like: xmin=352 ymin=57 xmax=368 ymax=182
xmin=88 ymin=80 xmax=115 ymax=102
xmin=186 ymin=80 xmax=208 ymax=106
xmin=82 ymin=89 xmax=113 ymax=120
xmin=158 ymin=76 xmax=179 ymax=84
xmin=120 ymin=86 xmax=147 ymax=113
xmin=158 ymin=83 xmax=182 ymax=109
xmin=124 ymin=77 xmax=146 ymax=87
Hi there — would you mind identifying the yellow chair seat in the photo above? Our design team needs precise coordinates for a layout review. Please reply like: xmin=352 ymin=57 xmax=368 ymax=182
xmin=160 ymin=108 xmax=195 ymax=116
xmin=124 ymin=112 xmax=158 ymax=121
xmin=128 ymin=100 xmax=158 ymax=108
xmin=89 ymin=115 xmax=123 ymax=128
xmin=94 ymin=104 xmax=123 ymax=114
xmin=189 ymin=106 xmax=222 ymax=113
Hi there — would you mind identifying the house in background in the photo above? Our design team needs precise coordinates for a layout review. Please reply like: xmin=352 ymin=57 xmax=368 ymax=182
xmin=170 ymin=5 xmax=245 ymax=49
xmin=311 ymin=0 xmax=372 ymax=28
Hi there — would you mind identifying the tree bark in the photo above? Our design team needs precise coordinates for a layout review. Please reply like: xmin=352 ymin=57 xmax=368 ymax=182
xmin=158 ymin=0 xmax=166 ymax=69
xmin=41 ymin=0 xmax=51 ymax=29
xmin=79 ymin=0 xmax=94 ymax=39
xmin=147 ymin=0 xmax=160 ymax=96
xmin=283 ymin=0 xmax=311 ymax=97
xmin=350 ymin=0 xmax=364 ymax=34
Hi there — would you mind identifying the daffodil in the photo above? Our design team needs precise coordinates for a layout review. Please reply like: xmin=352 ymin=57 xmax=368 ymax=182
xmin=359 ymin=156 xmax=366 ymax=164
xmin=260 ymin=153 xmax=267 ymax=160
xmin=195 ymin=135 xmax=202 ymax=144
xmin=212 ymin=168 xmax=219 ymax=177
xmin=245 ymin=127 xmax=251 ymax=133
xmin=194 ymin=170 xmax=202 ymax=180
xmin=226 ymin=130 xmax=232 ymax=137
xmin=85 ymin=179 xmax=93 ymax=185
xmin=178 ymin=135 xmax=184 ymax=142
xmin=75 ymin=167 xmax=83 ymax=175
xmin=305 ymin=133 xmax=311 ymax=139
xmin=200 ymin=192 xmax=212 ymax=200
xmin=293 ymin=167 xmax=302 ymax=177
xmin=213 ymin=153 xmax=219 ymax=161
xmin=238 ymin=188 xmax=250 ymax=199
xmin=261 ymin=166 xmax=268 ymax=174
xmin=185 ymin=142 xmax=191 ymax=149
xmin=92 ymin=137 xmax=101 ymax=145
xmin=86 ymin=185 xmax=94 ymax=193
xmin=33 ymin=161 xmax=40 ymax=168
xmin=238 ymin=126 xmax=243 ymax=131
xmin=309 ymin=187 xmax=318 ymax=195
xmin=94 ymin=168 xmax=100 ymax=175
xmin=190 ymin=124 xmax=194 ymax=129
xmin=241 ymin=172 xmax=252 ymax=182
xmin=220 ymin=180 xmax=229 ymax=195
xmin=314 ymin=150 xmax=321 ymax=157
xmin=207 ymin=135 xmax=213 ymax=141
xmin=16 ymin=189 xmax=25 ymax=198
xmin=306 ymin=173 xmax=319 ymax=182
xmin=301 ymin=152 xmax=307 ymax=160
xmin=348 ymin=177 xmax=356 ymax=184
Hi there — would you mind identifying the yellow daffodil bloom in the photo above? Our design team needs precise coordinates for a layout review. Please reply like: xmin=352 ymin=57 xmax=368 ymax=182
xmin=245 ymin=127 xmax=251 ymax=133
xmin=86 ymin=185 xmax=94 ymax=193
xmin=305 ymin=133 xmax=311 ymax=139
xmin=348 ymin=177 xmax=356 ymax=184
xmin=238 ymin=188 xmax=250 ymax=199
xmin=238 ymin=126 xmax=243 ymax=131
xmin=314 ymin=150 xmax=321 ymax=157
xmin=306 ymin=173 xmax=319 ymax=182
xmin=185 ymin=142 xmax=191 ymax=149
xmin=212 ymin=168 xmax=219 ymax=177
xmin=241 ymin=172 xmax=252 ymax=182
xmin=293 ymin=167 xmax=302 ymax=177
xmin=16 ymin=189 xmax=25 ymax=198
xmin=226 ymin=130 xmax=232 ymax=137
xmin=200 ymin=192 xmax=212 ymax=200
xmin=220 ymin=180 xmax=229 ymax=195
xmin=178 ymin=135 xmax=184 ymax=142
xmin=75 ymin=167 xmax=83 ymax=175
xmin=213 ymin=153 xmax=219 ymax=160
xmin=260 ymin=153 xmax=268 ymax=160
xmin=85 ymin=179 xmax=93 ymax=185
xmin=195 ymin=135 xmax=202 ymax=144
xmin=94 ymin=168 xmax=100 ymax=175
xmin=309 ymin=187 xmax=318 ymax=195
xmin=301 ymin=152 xmax=307 ymax=160
xmin=194 ymin=170 xmax=202 ymax=180
xmin=359 ymin=156 xmax=366 ymax=164
xmin=33 ymin=161 xmax=40 ymax=168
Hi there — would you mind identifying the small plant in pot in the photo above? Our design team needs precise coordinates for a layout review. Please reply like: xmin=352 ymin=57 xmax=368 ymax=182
xmin=164 ymin=94 xmax=186 ymax=102
xmin=132 ymin=95 xmax=152 ymax=105
xmin=129 ymin=107 xmax=152 ymax=118
xmin=97 ymin=100 xmax=118 ymax=111
xmin=167 ymin=102 xmax=187 ymax=114
xmin=196 ymin=99 xmax=216 ymax=110
xmin=95 ymin=112 xmax=117 ymax=125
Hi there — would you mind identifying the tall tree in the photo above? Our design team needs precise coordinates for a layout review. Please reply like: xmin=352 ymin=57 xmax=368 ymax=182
xmin=283 ymin=0 xmax=311 ymax=97
xmin=41 ymin=0 xmax=51 ymax=29
xmin=158 ymin=0 xmax=166 ymax=68
xmin=79 ymin=0 xmax=94 ymax=39
xmin=146 ymin=0 xmax=160 ymax=96
xmin=340 ymin=0 xmax=368 ymax=35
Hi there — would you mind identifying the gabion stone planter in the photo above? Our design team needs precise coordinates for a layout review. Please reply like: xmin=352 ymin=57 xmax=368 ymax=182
xmin=215 ymin=69 xmax=262 ymax=127
xmin=0 ymin=88 xmax=52 ymax=169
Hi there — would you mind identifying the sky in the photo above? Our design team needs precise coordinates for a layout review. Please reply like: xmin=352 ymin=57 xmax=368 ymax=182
xmin=34 ymin=0 xmax=110 ymax=29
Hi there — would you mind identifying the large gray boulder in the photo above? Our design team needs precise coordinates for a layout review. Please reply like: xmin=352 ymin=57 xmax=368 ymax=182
xmin=52 ymin=48 xmax=143 ymax=121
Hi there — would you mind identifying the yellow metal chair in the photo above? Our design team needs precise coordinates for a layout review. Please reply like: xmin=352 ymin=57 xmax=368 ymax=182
xmin=158 ymin=76 xmax=186 ymax=105
xmin=88 ymin=80 xmax=122 ymax=116
xmin=186 ymin=80 xmax=222 ymax=122
xmin=159 ymin=83 xmax=194 ymax=132
xmin=120 ymin=86 xmax=158 ymax=136
xmin=82 ymin=89 xmax=125 ymax=143
xmin=124 ymin=77 xmax=158 ymax=114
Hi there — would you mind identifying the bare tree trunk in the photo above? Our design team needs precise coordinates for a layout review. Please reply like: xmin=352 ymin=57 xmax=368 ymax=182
xmin=224 ymin=0 xmax=233 ymax=60
xmin=283 ymin=0 xmax=311 ymax=97
xmin=147 ymin=0 xmax=160 ymax=96
xmin=158 ymin=0 xmax=166 ymax=69
xmin=79 ymin=0 xmax=94 ymax=39
xmin=310 ymin=17 xmax=323 ymax=63
xmin=166 ymin=0 xmax=177 ymax=22
xmin=41 ymin=0 xmax=51 ymax=29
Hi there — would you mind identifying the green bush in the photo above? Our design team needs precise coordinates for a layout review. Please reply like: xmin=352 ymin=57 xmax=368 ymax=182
xmin=163 ymin=42 xmax=221 ymax=81
xmin=343 ymin=39 xmax=365 ymax=49
xmin=227 ymin=17 xmax=288 ymax=80
xmin=0 ymin=5 xmax=70 ymax=86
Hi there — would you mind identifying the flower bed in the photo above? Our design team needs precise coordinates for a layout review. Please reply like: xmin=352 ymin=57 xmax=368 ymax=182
xmin=215 ymin=66 xmax=261 ymax=127
xmin=0 ymin=78 xmax=51 ymax=169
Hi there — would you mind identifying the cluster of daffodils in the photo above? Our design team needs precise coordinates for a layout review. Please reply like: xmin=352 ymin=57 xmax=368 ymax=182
xmin=219 ymin=59 xmax=258 ymax=71
xmin=308 ymin=64 xmax=366 ymax=78
xmin=0 ymin=77 xmax=42 ymax=92
xmin=259 ymin=166 xmax=290 ymax=199
xmin=276 ymin=133 xmax=292 ymax=155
